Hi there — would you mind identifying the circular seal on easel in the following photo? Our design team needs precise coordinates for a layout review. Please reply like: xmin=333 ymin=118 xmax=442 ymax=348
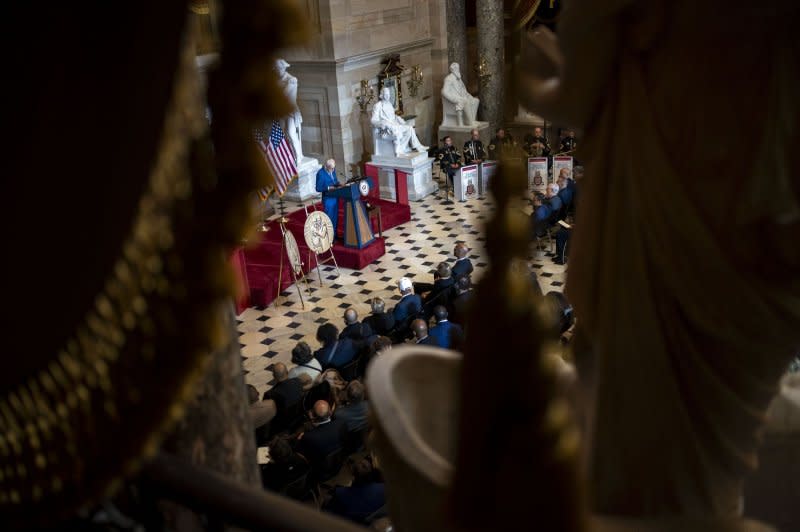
xmin=283 ymin=228 xmax=303 ymax=274
xmin=304 ymin=211 xmax=334 ymax=254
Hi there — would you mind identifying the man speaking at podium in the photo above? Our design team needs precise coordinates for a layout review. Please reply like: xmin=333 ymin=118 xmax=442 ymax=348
xmin=316 ymin=158 xmax=340 ymax=239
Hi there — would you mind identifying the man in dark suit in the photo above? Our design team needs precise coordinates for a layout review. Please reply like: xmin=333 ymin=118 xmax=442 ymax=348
xmin=428 ymin=306 xmax=464 ymax=350
xmin=448 ymin=275 xmax=473 ymax=327
xmin=531 ymin=192 xmax=552 ymax=238
xmin=462 ymin=128 xmax=486 ymax=165
xmin=314 ymin=323 xmax=358 ymax=370
xmin=297 ymin=400 xmax=348 ymax=479
xmin=263 ymin=363 xmax=304 ymax=410
xmin=412 ymin=319 xmax=440 ymax=347
xmin=451 ymin=243 xmax=474 ymax=281
xmin=362 ymin=297 xmax=395 ymax=337
xmin=262 ymin=363 xmax=305 ymax=435
xmin=334 ymin=380 xmax=370 ymax=434
xmin=340 ymin=308 xmax=372 ymax=341
xmin=391 ymin=277 xmax=422 ymax=324
xmin=556 ymin=172 xmax=574 ymax=212
xmin=545 ymin=183 xmax=564 ymax=224
xmin=325 ymin=457 xmax=386 ymax=525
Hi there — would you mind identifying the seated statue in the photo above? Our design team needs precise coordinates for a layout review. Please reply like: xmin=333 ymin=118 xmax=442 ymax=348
xmin=441 ymin=62 xmax=480 ymax=127
xmin=371 ymin=87 xmax=428 ymax=157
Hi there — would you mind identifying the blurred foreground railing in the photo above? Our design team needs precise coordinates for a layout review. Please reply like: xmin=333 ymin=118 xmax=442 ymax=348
xmin=141 ymin=452 xmax=366 ymax=532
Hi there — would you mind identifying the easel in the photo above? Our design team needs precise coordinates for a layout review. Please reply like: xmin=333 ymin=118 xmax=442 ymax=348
xmin=274 ymin=197 xmax=311 ymax=309
xmin=304 ymin=196 xmax=341 ymax=286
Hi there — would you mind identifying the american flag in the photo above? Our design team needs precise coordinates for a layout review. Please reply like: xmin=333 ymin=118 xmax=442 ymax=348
xmin=255 ymin=121 xmax=297 ymax=198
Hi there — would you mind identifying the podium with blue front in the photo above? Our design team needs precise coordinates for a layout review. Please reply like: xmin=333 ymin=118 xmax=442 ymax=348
xmin=326 ymin=180 xmax=375 ymax=249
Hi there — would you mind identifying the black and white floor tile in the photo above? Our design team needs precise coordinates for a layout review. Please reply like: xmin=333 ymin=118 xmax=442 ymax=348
xmin=238 ymin=192 xmax=567 ymax=396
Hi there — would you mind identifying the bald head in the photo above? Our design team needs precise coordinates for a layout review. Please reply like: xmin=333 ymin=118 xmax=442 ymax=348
xmin=454 ymin=243 xmax=468 ymax=259
xmin=272 ymin=362 xmax=288 ymax=382
xmin=411 ymin=319 xmax=428 ymax=339
xmin=312 ymin=400 xmax=331 ymax=421
xmin=344 ymin=308 xmax=358 ymax=325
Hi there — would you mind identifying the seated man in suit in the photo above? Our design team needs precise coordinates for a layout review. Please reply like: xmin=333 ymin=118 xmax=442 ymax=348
xmin=261 ymin=435 xmax=310 ymax=494
xmin=314 ymin=323 xmax=358 ymax=370
xmin=262 ymin=363 xmax=305 ymax=435
xmin=448 ymin=275 xmax=474 ymax=327
xmin=362 ymin=297 xmax=395 ymax=337
xmin=530 ymin=192 xmax=552 ymax=238
xmin=414 ymin=262 xmax=456 ymax=306
xmin=451 ymin=243 xmax=474 ymax=281
xmin=411 ymin=319 xmax=441 ymax=347
xmin=296 ymin=400 xmax=348 ymax=480
xmin=428 ymin=306 xmax=464 ymax=350
xmin=545 ymin=183 xmax=563 ymax=223
xmin=556 ymin=172 xmax=574 ymax=212
xmin=390 ymin=278 xmax=422 ymax=341
xmin=324 ymin=457 xmax=386 ymax=525
xmin=340 ymin=308 xmax=373 ymax=342
xmin=334 ymin=380 xmax=370 ymax=435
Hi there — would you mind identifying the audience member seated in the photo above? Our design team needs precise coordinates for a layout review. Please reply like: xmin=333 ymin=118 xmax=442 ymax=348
xmin=556 ymin=173 xmax=574 ymax=212
xmin=260 ymin=435 xmax=310 ymax=495
xmin=314 ymin=323 xmax=358 ymax=370
xmin=334 ymin=380 xmax=370 ymax=434
xmin=451 ymin=243 xmax=474 ymax=281
xmin=303 ymin=368 xmax=348 ymax=412
xmin=362 ymin=297 xmax=395 ymax=337
xmin=340 ymin=308 xmax=373 ymax=342
xmin=390 ymin=277 xmax=422 ymax=340
xmin=530 ymin=192 xmax=552 ymax=238
xmin=362 ymin=336 xmax=393 ymax=372
xmin=411 ymin=319 xmax=440 ymax=347
xmin=263 ymin=363 xmax=305 ymax=434
xmin=428 ymin=306 xmax=464 ymax=350
xmin=324 ymin=457 xmax=386 ymax=525
xmin=448 ymin=275 xmax=473 ymax=327
xmin=288 ymin=341 xmax=322 ymax=388
xmin=248 ymin=384 xmax=276 ymax=446
xmin=296 ymin=400 xmax=348 ymax=480
xmin=545 ymin=183 xmax=563 ymax=223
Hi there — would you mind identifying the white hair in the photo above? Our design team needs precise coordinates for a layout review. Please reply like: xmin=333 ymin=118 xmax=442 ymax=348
xmin=325 ymin=159 xmax=335 ymax=168
xmin=549 ymin=183 xmax=560 ymax=194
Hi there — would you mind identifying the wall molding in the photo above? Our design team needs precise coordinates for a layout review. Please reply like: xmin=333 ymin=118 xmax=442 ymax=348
xmin=288 ymin=38 xmax=435 ymax=71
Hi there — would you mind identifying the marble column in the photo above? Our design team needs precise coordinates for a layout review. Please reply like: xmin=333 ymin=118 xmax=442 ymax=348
xmin=477 ymin=0 xmax=504 ymax=131
xmin=446 ymin=0 xmax=468 ymax=86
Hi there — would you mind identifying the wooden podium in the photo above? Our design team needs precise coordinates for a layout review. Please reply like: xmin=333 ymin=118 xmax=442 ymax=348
xmin=326 ymin=182 xmax=375 ymax=249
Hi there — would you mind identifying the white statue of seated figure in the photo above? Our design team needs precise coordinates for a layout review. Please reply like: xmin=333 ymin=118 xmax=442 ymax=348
xmin=371 ymin=87 xmax=428 ymax=157
xmin=441 ymin=62 xmax=480 ymax=127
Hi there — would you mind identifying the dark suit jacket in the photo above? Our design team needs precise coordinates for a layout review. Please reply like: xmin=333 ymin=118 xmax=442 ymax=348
xmin=363 ymin=313 xmax=395 ymax=336
xmin=426 ymin=277 xmax=455 ymax=306
xmin=448 ymin=290 xmax=473 ymax=326
xmin=392 ymin=294 xmax=422 ymax=323
xmin=416 ymin=335 xmax=441 ymax=347
xmin=428 ymin=320 xmax=463 ymax=349
xmin=334 ymin=400 xmax=370 ymax=432
xmin=451 ymin=258 xmax=474 ymax=281
xmin=340 ymin=322 xmax=372 ymax=341
xmin=327 ymin=482 xmax=386 ymax=524
xmin=314 ymin=338 xmax=358 ymax=370
xmin=297 ymin=418 xmax=348 ymax=466
xmin=264 ymin=378 xmax=304 ymax=411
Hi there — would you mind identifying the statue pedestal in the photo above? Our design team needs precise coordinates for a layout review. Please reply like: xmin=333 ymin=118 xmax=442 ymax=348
xmin=438 ymin=121 xmax=490 ymax=154
xmin=369 ymin=151 xmax=436 ymax=201
xmin=283 ymin=157 xmax=321 ymax=202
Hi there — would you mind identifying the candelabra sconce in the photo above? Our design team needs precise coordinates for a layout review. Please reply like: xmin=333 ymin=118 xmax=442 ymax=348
xmin=406 ymin=65 xmax=423 ymax=98
xmin=476 ymin=56 xmax=492 ymax=83
xmin=356 ymin=80 xmax=375 ymax=113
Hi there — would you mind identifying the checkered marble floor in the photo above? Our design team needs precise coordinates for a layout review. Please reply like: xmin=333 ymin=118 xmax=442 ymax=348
xmin=238 ymin=192 xmax=567 ymax=396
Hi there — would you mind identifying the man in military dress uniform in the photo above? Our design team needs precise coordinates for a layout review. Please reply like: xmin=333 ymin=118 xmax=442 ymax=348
xmin=488 ymin=127 xmax=514 ymax=160
xmin=463 ymin=129 xmax=486 ymax=165
xmin=529 ymin=126 xmax=552 ymax=157
xmin=437 ymin=136 xmax=461 ymax=184
xmin=558 ymin=128 xmax=577 ymax=154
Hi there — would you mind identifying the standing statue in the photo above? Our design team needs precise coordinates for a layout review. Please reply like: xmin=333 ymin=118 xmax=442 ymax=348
xmin=275 ymin=58 xmax=305 ymax=163
xmin=371 ymin=87 xmax=428 ymax=157
xmin=518 ymin=0 xmax=800 ymax=522
xmin=441 ymin=62 xmax=480 ymax=127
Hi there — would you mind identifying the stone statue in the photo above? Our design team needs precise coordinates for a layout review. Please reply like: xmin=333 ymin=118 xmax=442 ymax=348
xmin=518 ymin=0 xmax=800 ymax=521
xmin=441 ymin=62 xmax=480 ymax=127
xmin=371 ymin=87 xmax=428 ymax=157
xmin=275 ymin=58 xmax=305 ymax=163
